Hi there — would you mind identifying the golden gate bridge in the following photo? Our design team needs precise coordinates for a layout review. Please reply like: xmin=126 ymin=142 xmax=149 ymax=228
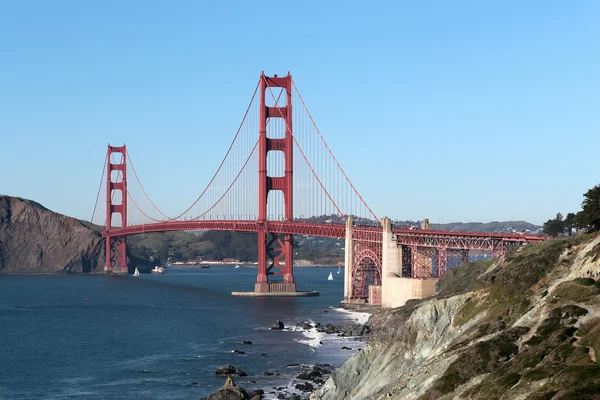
xmin=91 ymin=72 xmax=543 ymax=304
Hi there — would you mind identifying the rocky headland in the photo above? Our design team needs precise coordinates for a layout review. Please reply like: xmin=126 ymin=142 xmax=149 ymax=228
xmin=0 ymin=195 xmax=106 ymax=273
xmin=310 ymin=233 xmax=600 ymax=399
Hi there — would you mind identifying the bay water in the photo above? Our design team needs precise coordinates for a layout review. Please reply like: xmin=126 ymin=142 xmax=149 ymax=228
xmin=0 ymin=267 xmax=367 ymax=399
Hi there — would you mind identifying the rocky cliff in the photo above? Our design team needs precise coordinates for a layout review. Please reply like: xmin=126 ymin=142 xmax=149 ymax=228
xmin=0 ymin=195 xmax=105 ymax=273
xmin=313 ymin=234 xmax=600 ymax=400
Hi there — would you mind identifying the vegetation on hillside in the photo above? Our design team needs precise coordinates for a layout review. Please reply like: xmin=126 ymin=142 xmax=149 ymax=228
xmin=127 ymin=230 xmax=344 ymax=265
xmin=544 ymin=184 xmax=600 ymax=237
xmin=421 ymin=234 xmax=600 ymax=399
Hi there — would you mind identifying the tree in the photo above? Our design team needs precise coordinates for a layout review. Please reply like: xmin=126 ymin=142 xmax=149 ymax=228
xmin=543 ymin=213 xmax=564 ymax=237
xmin=577 ymin=184 xmax=600 ymax=232
xmin=564 ymin=212 xmax=576 ymax=236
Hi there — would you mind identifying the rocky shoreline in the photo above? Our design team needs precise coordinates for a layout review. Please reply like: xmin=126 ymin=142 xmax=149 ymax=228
xmin=201 ymin=318 xmax=372 ymax=400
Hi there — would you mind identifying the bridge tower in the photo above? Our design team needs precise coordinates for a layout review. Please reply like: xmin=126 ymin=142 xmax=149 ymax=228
xmin=104 ymin=145 xmax=128 ymax=274
xmin=256 ymin=72 xmax=296 ymax=293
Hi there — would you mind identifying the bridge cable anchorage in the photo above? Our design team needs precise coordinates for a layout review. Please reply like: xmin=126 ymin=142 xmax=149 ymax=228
xmin=291 ymin=80 xmax=379 ymax=223
xmin=265 ymin=84 xmax=345 ymax=220
xmin=91 ymin=151 xmax=109 ymax=224
xmin=126 ymin=149 xmax=172 ymax=220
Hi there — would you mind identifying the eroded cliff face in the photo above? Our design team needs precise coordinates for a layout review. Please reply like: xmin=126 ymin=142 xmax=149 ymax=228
xmin=0 ymin=196 xmax=105 ymax=273
xmin=313 ymin=234 xmax=600 ymax=400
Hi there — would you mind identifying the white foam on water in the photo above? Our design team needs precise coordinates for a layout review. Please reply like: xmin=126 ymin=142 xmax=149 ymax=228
xmin=296 ymin=327 xmax=325 ymax=348
xmin=332 ymin=307 xmax=371 ymax=325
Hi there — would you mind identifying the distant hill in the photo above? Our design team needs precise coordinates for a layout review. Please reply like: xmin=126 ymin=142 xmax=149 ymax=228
xmin=430 ymin=220 xmax=542 ymax=234
xmin=392 ymin=219 xmax=542 ymax=234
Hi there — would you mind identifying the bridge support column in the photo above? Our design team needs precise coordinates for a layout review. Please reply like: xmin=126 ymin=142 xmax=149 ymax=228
xmin=381 ymin=217 xmax=401 ymax=307
xmin=343 ymin=216 xmax=354 ymax=302
xmin=105 ymin=235 xmax=127 ymax=274
xmin=103 ymin=144 xmax=128 ymax=274
xmin=243 ymin=72 xmax=308 ymax=296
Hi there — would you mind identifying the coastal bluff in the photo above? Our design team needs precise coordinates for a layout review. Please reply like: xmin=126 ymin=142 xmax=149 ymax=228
xmin=312 ymin=233 xmax=600 ymax=399
xmin=0 ymin=195 xmax=105 ymax=273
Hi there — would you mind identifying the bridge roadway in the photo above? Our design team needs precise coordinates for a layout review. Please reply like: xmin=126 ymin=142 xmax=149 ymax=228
xmin=103 ymin=220 xmax=544 ymax=246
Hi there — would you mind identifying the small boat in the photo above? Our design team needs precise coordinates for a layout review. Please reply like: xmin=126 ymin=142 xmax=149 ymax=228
xmin=337 ymin=265 xmax=341 ymax=274
xmin=327 ymin=272 xmax=334 ymax=281
xmin=235 ymin=265 xmax=240 ymax=269
xmin=133 ymin=267 xmax=140 ymax=276
xmin=151 ymin=266 xmax=165 ymax=275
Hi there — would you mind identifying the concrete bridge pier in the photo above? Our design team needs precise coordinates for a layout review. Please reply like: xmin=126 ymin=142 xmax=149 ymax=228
xmin=343 ymin=216 xmax=353 ymax=303
xmin=343 ymin=216 xmax=438 ymax=308
xmin=381 ymin=216 xmax=438 ymax=308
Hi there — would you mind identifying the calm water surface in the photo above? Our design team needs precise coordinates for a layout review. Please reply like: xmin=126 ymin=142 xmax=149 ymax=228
xmin=0 ymin=267 xmax=365 ymax=399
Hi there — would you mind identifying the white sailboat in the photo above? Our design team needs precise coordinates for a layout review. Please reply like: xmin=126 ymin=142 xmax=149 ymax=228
xmin=327 ymin=272 xmax=334 ymax=281
xmin=235 ymin=265 xmax=240 ymax=269
xmin=133 ymin=267 xmax=140 ymax=276
xmin=337 ymin=265 xmax=341 ymax=274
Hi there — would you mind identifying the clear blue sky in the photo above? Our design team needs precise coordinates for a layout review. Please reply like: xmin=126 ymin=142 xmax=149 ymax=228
xmin=1 ymin=1 xmax=598 ymax=225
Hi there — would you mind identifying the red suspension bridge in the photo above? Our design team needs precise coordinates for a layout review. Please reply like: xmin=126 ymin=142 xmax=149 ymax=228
xmin=91 ymin=72 xmax=544 ymax=302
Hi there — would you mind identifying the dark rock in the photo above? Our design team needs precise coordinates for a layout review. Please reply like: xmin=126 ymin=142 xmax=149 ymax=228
xmin=309 ymin=370 xmax=321 ymax=379
xmin=291 ymin=395 xmax=302 ymax=400
xmin=341 ymin=346 xmax=352 ymax=350
xmin=200 ymin=376 xmax=249 ymax=400
xmin=250 ymin=396 xmax=261 ymax=400
xmin=296 ymin=371 xmax=311 ymax=380
xmin=313 ymin=378 xmax=325 ymax=385
xmin=294 ymin=382 xmax=314 ymax=392
xmin=277 ymin=394 xmax=285 ymax=399
xmin=216 ymin=364 xmax=247 ymax=377
xmin=233 ymin=350 xmax=246 ymax=354
xmin=271 ymin=320 xmax=285 ymax=330
xmin=302 ymin=322 xmax=312 ymax=330
xmin=242 ymin=341 xmax=253 ymax=345
xmin=248 ymin=389 xmax=264 ymax=397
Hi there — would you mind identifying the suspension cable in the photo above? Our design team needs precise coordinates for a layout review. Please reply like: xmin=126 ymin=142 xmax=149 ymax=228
xmin=266 ymin=85 xmax=345 ymax=219
xmin=126 ymin=149 xmax=172 ymax=220
xmin=91 ymin=151 xmax=108 ymax=223
xmin=167 ymin=80 xmax=261 ymax=221
xmin=292 ymin=80 xmax=379 ymax=222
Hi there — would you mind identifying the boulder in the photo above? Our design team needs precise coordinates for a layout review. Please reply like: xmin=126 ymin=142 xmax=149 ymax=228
xmin=297 ymin=371 xmax=311 ymax=380
xmin=215 ymin=364 xmax=247 ymax=377
xmin=271 ymin=320 xmax=285 ymax=330
xmin=242 ymin=341 xmax=253 ymax=345
xmin=248 ymin=389 xmax=264 ymax=399
xmin=294 ymin=381 xmax=314 ymax=392
xmin=200 ymin=376 xmax=249 ymax=400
